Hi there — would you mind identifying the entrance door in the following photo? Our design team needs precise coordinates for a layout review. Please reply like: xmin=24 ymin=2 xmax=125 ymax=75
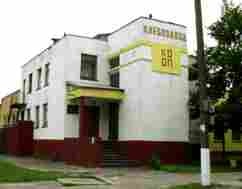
xmin=86 ymin=106 xmax=100 ymax=138
xmin=109 ymin=103 xmax=119 ymax=140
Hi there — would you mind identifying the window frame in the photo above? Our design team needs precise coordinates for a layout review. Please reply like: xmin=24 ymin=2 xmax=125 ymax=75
xmin=27 ymin=108 xmax=31 ymax=121
xmin=23 ymin=79 xmax=26 ymax=102
xmin=35 ymin=105 xmax=40 ymax=129
xmin=44 ymin=63 xmax=50 ymax=87
xmin=110 ymin=71 xmax=120 ymax=88
xmin=36 ymin=68 xmax=42 ymax=90
xmin=28 ymin=73 xmax=33 ymax=94
xmin=42 ymin=103 xmax=48 ymax=128
xmin=109 ymin=56 xmax=120 ymax=88
xmin=80 ymin=54 xmax=98 ymax=81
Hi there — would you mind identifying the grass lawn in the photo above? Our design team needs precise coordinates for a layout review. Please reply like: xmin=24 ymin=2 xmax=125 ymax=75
xmin=0 ymin=159 xmax=65 ymax=183
xmin=167 ymin=183 xmax=229 ymax=189
xmin=158 ymin=164 xmax=242 ymax=173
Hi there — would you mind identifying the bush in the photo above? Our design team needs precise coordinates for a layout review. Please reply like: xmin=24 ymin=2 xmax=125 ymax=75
xmin=150 ymin=153 xmax=161 ymax=170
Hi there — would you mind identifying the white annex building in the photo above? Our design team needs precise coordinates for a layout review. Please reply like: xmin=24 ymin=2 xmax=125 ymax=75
xmin=21 ymin=16 xmax=189 ymax=166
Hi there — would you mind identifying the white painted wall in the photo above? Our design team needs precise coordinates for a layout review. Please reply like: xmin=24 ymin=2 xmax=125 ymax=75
xmin=21 ymin=17 xmax=189 ymax=142
xmin=110 ymin=17 xmax=189 ymax=142
xmin=21 ymin=38 xmax=67 ymax=140
xmin=63 ymin=36 xmax=109 ymax=138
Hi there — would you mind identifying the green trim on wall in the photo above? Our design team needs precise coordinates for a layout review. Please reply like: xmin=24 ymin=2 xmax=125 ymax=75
xmin=108 ymin=39 xmax=187 ymax=59
xmin=67 ymin=87 xmax=125 ymax=101
xmin=109 ymin=57 xmax=151 ymax=74
xmin=108 ymin=39 xmax=152 ymax=59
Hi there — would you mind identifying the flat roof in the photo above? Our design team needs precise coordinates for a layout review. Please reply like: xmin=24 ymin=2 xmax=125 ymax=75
xmin=22 ymin=16 xmax=186 ymax=68
xmin=110 ymin=16 xmax=186 ymax=36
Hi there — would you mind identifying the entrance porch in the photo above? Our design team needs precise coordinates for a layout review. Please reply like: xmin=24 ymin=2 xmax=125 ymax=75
xmin=64 ymin=81 xmax=131 ymax=167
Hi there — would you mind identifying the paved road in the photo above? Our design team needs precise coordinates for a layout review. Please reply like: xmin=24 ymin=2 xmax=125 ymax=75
xmin=1 ymin=156 xmax=242 ymax=189
xmin=1 ymin=170 xmax=242 ymax=189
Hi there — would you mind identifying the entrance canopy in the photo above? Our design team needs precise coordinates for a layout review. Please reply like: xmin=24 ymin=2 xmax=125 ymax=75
xmin=66 ymin=81 xmax=125 ymax=101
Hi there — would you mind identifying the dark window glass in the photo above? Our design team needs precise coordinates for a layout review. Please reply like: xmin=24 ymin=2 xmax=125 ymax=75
xmin=80 ymin=54 xmax=97 ymax=81
xmin=43 ymin=103 xmax=48 ymax=128
xmin=109 ymin=56 xmax=119 ymax=69
xmin=28 ymin=73 xmax=32 ymax=94
xmin=37 ymin=68 xmax=42 ymax=90
xmin=44 ymin=63 xmax=50 ymax=86
xmin=35 ymin=106 xmax=40 ymax=129
xmin=110 ymin=72 xmax=120 ymax=88
xmin=23 ymin=79 xmax=26 ymax=102
xmin=27 ymin=109 xmax=31 ymax=120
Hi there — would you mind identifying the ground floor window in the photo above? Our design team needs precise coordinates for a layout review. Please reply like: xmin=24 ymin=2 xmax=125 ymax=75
xmin=35 ymin=106 xmax=40 ymax=129
xmin=43 ymin=103 xmax=48 ymax=128
xmin=27 ymin=108 xmax=31 ymax=121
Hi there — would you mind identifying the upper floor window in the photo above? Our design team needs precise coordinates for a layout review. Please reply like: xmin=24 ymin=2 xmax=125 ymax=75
xmin=44 ymin=63 xmax=50 ymax=87
xmin=110 ymin=72 xmax=120 ymax=88
xmin=23 ymin=79 xmax=26 ymax=102
xmin=37 ymin=68 xmax=42 ymax=90
xmin=109 ymin=56 xmax=119 ymax=69
xmin=28 ymin=73 xmax=32 ymax=94
xmin=109 ymin=56 xmax=120 ymax=88
xmin=80 ymin=54 xmax=97 ymax=81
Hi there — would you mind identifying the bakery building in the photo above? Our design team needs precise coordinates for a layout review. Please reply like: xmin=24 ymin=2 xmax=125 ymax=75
xmin=21 ymin=16 xmax=189 ymax=166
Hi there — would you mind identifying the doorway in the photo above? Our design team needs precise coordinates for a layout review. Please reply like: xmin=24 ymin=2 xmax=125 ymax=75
xmin=86 ymin=106 xmax=100 ymax=138
xmin=109 ymin=103 xmax=119 ymax=140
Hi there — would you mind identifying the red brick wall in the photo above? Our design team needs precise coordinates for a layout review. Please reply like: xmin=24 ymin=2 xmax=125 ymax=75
xmin=33 ymin=139 xmax=189 ymax=166
xmin=33 ymin=140 xmax=65 ymax=161
xmin=63 ymin=137 xmax=102 ymax=167
xmin=118 ymin=141 xmax=189 ymax=164
xmin=33 ymin=137 xmax=102 ymax=167
xmin=5 ymin=121 xmax=33 ymax=156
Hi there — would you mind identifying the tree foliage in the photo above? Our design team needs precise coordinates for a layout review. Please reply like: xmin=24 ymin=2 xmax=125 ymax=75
xmin=206 ymin=3 xmax=242 ymax=131
xmin=207 ymin=3 xmax=242 ymax=101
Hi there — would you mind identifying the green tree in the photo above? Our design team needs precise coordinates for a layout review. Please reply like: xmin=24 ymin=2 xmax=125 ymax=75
xmin=205 ymin=2 xmax=242 ymax=158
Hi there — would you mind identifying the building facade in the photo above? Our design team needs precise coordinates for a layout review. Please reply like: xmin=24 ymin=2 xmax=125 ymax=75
xmin=21 ymin=17 xmax=189 ymax=165
xmin=0 ymin=90 xmax=20 ymax=127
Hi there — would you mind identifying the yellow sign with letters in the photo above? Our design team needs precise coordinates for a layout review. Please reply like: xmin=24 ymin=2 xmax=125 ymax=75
xmin=152 ymin=43 xmax=185 ymax=75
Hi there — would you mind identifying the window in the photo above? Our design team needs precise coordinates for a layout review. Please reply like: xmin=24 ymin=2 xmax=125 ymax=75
xmin=35 ymin=106 xmax=40 ymax=129
xmin=109 ymin=56 xmax=119 ymax=69
xmin=110 ymin=72 xmax=120 ymax=88
xmin=23 ymin=79 xmax=26 ymax=102
xmin=28 ymin=73 xmax=32 ymax=94
xmin=109 ymin=56 xmax=120 ymax=88
xmin=43 ymin=103 xmax=48 ymax=128
xmin=27 ymin=108 xmax=31 ymax=120
xmin=44 ymin=63 xmax=50 ymax=86
xmin=37 ymin=68 xmax=42 ymax=90
xmin=80 ymin=54 xmax=97 ymax=81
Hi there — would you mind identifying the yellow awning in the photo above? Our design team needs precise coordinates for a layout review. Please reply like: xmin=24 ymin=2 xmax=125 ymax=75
xmin=67 ymin=85 xmax=125 ymax=101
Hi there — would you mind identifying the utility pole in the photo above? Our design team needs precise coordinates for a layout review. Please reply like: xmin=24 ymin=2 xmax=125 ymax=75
xmin=194 ymin=0 xmax=210 ymax=186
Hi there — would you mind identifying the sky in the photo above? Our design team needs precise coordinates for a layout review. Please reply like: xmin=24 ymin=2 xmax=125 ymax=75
xmin=0 ymin=0 xmax=241 ymax=100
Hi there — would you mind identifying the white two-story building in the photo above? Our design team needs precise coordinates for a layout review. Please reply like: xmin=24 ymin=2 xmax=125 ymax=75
xmin=21 ymin=16 xmax=189 ymax=166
